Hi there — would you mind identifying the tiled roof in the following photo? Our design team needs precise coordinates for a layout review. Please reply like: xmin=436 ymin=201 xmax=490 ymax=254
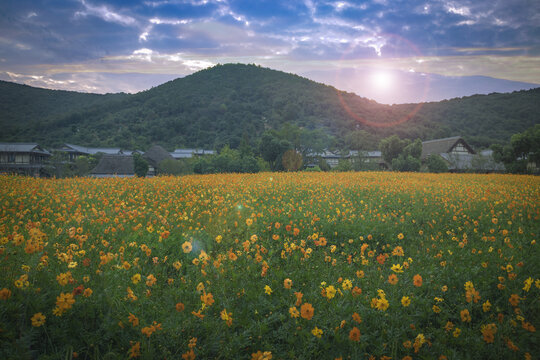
xmin=0 ymin=142 xmax=51 ymax=155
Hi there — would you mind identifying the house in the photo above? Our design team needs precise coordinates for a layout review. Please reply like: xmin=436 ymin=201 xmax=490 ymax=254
xmin=421 ymin=136 xmax=504 ymax=172
xmin=170 ymin=148 xmax=215 ymax=159
xmin=0 ymin=143 xmax=52 ymax=176
xmin=143 ymin=145 xmax=173 ymax=176
xmin=56 ymin=143 xmax=139 ymax=162
xmin=90 ymin=155 xmax=135 ymax=178
xmin=354 ymin=150 xmax=387 ymax=169
xmin=421 ymin=136 xmax=476 ymax=171
xmin=306 ymin=149 xmax=386 ymax=169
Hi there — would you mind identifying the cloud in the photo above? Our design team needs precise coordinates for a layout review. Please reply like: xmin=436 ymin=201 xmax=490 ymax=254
xmin=75 ymin=0 xmax=136 ymax=26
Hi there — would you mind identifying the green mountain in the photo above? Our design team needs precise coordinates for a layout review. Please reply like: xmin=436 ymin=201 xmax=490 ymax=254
xmin=1 ymin=64 xmax=538 ymax=150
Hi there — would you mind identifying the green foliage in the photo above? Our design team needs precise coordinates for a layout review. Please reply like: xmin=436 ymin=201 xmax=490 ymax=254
xmin=1 ymin=65 xmax=538 ymax=151
xmin=281 ymin=149 xmax=303 ymax=171
xmin=133 ymin=153 xmax=149 ymax=177
xmin=492 ymin=124 xmax=540 ymax=174
xmin=303 ymin=165 xmax=321 ymax=172
xmin=380 ymin=136 xmax=422 ymax=172
xmin=259 ymin=131 xmax=292 ymax=171
xmin=391 ymin=155 xmax=421 ymax=172
xmin=333 ymin=159 xmax=353 ymax=172
xmin=379 ymin=135 xmax=409 ymax=164
xmin=157 ymin=158 xmax=193 ymax=176
xmin=426 ymin=154 xmax=448 ymax=173
xmin=193 ymin=146 xmax=260 ymax=174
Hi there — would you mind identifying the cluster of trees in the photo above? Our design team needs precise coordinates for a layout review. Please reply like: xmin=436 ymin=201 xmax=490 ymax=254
xmin=492 ymin=124 xmax=540 ymax=174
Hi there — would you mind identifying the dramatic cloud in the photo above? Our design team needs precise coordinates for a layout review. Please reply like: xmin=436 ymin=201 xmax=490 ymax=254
xmin=0 ymin=0 xmax=538 ymax=103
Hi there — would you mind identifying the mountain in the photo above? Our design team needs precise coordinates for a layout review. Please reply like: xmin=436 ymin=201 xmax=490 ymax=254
xmin=0 ymin=64 xmax=538 ymax=150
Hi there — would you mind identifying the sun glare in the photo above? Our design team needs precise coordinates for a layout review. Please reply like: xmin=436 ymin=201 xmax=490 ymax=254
xmin=371 ymin=71 xmax=393 ymax=90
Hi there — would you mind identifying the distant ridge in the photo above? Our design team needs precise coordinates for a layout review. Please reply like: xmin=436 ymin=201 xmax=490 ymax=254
xmin=0 ymin=64 xmax=538 ymax=150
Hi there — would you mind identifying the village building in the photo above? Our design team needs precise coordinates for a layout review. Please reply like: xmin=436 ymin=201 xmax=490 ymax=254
xmin=0 ymin=143 xmax=52 ymax=176
xmin=56 ymin=143 xmax=140 ymax=162
xmin=170 ymin=148 xmax=215 ymax=159
xmin=90 ymin=154 xmax=135 ymax=178
xmin=421 ymin=136 xmax=503 ymax=172
xmin=306 ymin=149 xmax=386 ymax=169
xmin=143 ymin=145 xmax=174 ymax=176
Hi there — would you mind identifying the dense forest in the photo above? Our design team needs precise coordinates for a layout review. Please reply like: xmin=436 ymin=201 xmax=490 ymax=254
xmin=1 ymin=64 xmax=538 ymax=151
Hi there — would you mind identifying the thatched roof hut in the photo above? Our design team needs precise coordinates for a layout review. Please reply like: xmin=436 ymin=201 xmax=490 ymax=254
xmin=90 ymin=155 xmax=134 ymax=177
xmin=421 ymin=136 xmax=475 ymax=160
xmin=143 ymin=145 xmax=173 ymax=167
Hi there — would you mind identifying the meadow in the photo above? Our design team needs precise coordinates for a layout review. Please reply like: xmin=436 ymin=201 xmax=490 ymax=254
xmin=0 ymin=172 xmax=538 ymax=360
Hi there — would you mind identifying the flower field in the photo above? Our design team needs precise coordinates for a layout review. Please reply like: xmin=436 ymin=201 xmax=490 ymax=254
xmin=0 ymin=172 xmax=538 ymax=360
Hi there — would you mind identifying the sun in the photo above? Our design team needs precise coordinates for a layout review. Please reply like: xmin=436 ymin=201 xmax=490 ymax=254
xmin=371 ymin=71 xmax=393 ymax=90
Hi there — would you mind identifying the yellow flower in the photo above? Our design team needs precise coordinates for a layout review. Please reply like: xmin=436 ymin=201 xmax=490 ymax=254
xmin=173 ymin=261 xmax=182 ymax=270
xmin=31 ymin=312 xmax=46 ymax=327
xmin=391 ymin=264 xmax=404 ymax=273
xmin=246 ymin=218 xmax=253 ymax=226
xmin=325 ymin=285 xmax=336 ymax=299
xmin=264 ymin=285 xmax=272 ymax=295
xmin=453 ymin=328 xmax=461 ymax=337
xmin=215 ymin=235 xmax=222 ymax=243
xmin=311 ymin=326 xmax=323 ymax=338
xmin=182 ymin=241 xmax=192 ymax=253
xmin=342 ymin=279 xmax=352 ymax=291
xmin=375 ymin=297 xmax=389 ymax=311
xmin=523 ymin=277 xmax=533 ymax=292
xmin=220 ymin=308 xmax=233 ymax=326
xmin=401 ymin=296 xmax=411 ymax=307
xmin=289 ymin=306 xmax=299 ymax=318
xmin=482 ymin=300 xmax=491 ymax=312
xmin=397 ymin=233 xmax=404 ymax=240
xmin=131 ymin=274 xmax=141 ymax=284
xmin=251 ymin=351 xmax=272 ymax=360
xmin=433 ymin=305 xmax=441 ymax=313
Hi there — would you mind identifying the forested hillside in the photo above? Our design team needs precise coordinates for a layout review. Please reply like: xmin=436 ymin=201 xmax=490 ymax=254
xmin=1 ymin=64 xmax=538 ymax=150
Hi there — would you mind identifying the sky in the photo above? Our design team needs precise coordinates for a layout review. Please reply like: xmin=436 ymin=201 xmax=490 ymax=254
xmin=1 ymin=0 xmax=539 ymax=104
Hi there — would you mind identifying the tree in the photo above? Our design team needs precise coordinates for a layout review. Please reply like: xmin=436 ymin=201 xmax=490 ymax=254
xmin=392 ymin=155 xmax=421 ymax=172
xmin=282 ymin=149 xmax=303 ymax=171
xmin=133 ymin=153 xmax=149 ymax=177
xmin=379 ymin=135 xmax=409 ymax=164
xmin=426 ymin=154 xmax=448 ymax=173
xmin=380 ymin=136 xmax=422 ymax=172
xmin=158 ymin=159 xmax=193 ymax=175
xmin=492 ymin=124 xmax=540 ymax=174
xmin=259 ymin=131 xmax=292 ymax=171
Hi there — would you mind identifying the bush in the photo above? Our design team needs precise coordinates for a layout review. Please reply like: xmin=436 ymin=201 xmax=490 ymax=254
xmin=426 ymin=154 xmax=448 ymax=173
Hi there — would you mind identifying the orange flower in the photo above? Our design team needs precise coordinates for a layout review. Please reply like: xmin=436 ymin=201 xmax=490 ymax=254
xmin=413 ymin=274 xmax=423 ymax=287
xmin=300 ymin=302 xmax=314 ymax=320
xmin=460 ymin=309 xmax=471 ymax=322
xmin=283 ymin=278 xmax=292 ymax=289
xmin=176 ymin=302 xmax=185 ymax=312
xmin=128 ymin=313 xmax=139 ymax=327
xmin=388 ymin=274 xmax=398 ymax=285
xmin=294 ymin=291 xmax=303 ymax=306
xmin=351 ymin=286 xmax=362 ymax=297
xmin=201 ymin=292 xmax=214 ymax=306
xmin=128 ymin=341 xmax=141 ymax=359
xmin=508 ymin=294 xmax=520 ymax=307
xmin=352 ymin=312 xmax=362 ymax=324
xmin=349 ymin=326 xmax=361 ymax=342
